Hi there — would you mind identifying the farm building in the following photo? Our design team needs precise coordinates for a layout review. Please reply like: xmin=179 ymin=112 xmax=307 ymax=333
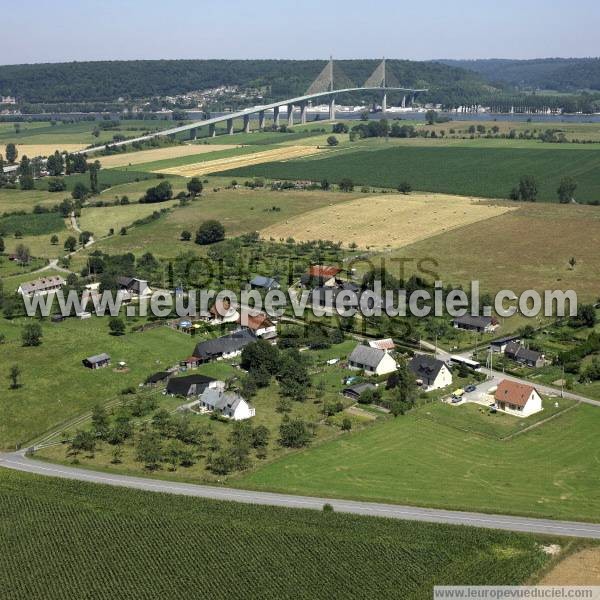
xmin=249 ymin=275 xmax=280 ymax=291
xmin=347 ymin=344 xmax=397 ymax=376
xmin=198 ymin=388 xmax=255 ymax=420
xmin=301 ymin=265 xmax=341 ymax=287
xmin=166 ymin=374 xmax=223 ymax=397
xmin=116 ymin=276 xmax=150 ymax=297
xmin=453 ymin=315 xmax=498 ymax=333
xmin=193 ymin=329 xmax=256 ymax=363
xmin=82 ymin=353 xmax=111 ymax=369
xmin=343 ymin=382 xmax=377 ymax=401
xmin=490 ymin=335 xmax=521 ymax=353
xmin=409 ymin=355 xmax=453 ymax=392
xmin=504 ymin=342 xmax=545 ymax=368
xmin=17 ymin=276 xmax=65 ymax=297
xmin=494 ymin=380 xmax=543 ymax=417
xmin=144 ymin=371 xmax=172 ymax=387
xmin=239 ymin=310 xmax=277 ymax=339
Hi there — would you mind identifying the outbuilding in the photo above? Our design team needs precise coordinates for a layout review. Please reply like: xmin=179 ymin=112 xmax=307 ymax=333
xmin=82 ymin=353 xmax=111 ymax=369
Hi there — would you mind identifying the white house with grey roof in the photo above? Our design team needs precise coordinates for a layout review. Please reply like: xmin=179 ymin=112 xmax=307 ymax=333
xmin=347 ymin=344 xmax=397 ymax=376
xmin=409 ymin=354 xmax=453 ymax=392
xmin=18 ymin=276 xmax=66 ymax=297
xmin=198 ymin=388 xmax=255 ymax=420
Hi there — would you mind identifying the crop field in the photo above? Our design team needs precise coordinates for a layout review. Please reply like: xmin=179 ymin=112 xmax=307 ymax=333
xmin=78 ymin=187 xmax=360 ymax=259
xmin=0 ymin=469 xmax=558 ymax=600
xmin=0 ymin=211 xmax=64 ymax=237
xmin=260 ymin=193 xmax=516 ymax=249
xmin=0 ymin=318 xmax=192 ymax=449
xmin=0 ymin=188 xmax=68 ymax=213
xmin=97 ymin=143 xmax=240 ymax=168
xmin=540 ymin=547 xmax=600 ymax=584
xmin=13 ymin=143 xmax=86 ymax=157
xmin=222 ymin=145 xmax=600 ymax=203
xmin=236 ymin=402 xmax=600 ymax=522
xmin=156 ymin=145 xmax=325 ymax=177
xmin=386 ymin=202 xmax=600 ymax=299
xmin=37 ymin=168 xmax=157 ymax=192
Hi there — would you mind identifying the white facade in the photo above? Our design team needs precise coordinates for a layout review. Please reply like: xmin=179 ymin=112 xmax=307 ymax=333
xmin=425 ymin=364 xmax=453 ymax=392
xmin=496 ymin=389 xmax=543 ymax=417
xmin=348 ymin=351 xmax=397 ymax=376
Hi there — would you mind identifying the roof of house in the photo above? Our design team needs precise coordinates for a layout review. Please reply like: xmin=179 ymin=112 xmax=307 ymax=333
xmin=409 ymin=354 xmax=447 ymax=385
xmin=454 ymin=315 xmax=493 ymax=328
xmin=209 ymin=298 xmax=236 ymax=317
xmin=84 ymin=353 xmax=111 ymax=364
xmin=166 ymin=374 xmax=216 ymax=396
xmin=116 ymin=276 xmax=147 ymax=294
xmin=145 ymin=371 xmax=171 ymax=384
xmin=343 ymin=382 xmax=376 ymax=397
xmin=505 ymin=342 xmax=543 ymax=363
xmin=369 ymin=338 xmax=395 ymax=351
xmin=494 ymin=380 xmax=539 ymax=407
xmin=18 ymin=276 xmax=66 ymax=294
xmin=490 ymin=335 xmax=521 ymax=346
xmin=240 ymin=311 xmax=274 ymax=331
xmin=348 ymin=344 xmax=387 ymax=369
xmin=249 ymin=275 xmax=279 ymax=289
xmin=200 ymin=388 xmax=248 ymax=412
xmin=308 ymin=265 xmax=341 ymax=279
xmin=193 ymin=329 xmax=256 ymax=360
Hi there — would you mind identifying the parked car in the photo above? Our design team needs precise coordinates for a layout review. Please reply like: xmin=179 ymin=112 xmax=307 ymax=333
xmin=465 ymin=384 xmax=477 ymax=393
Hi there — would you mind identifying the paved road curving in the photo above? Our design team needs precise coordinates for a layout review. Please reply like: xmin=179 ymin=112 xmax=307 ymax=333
xmin=1 ymin=452 xmax=599 ymax=539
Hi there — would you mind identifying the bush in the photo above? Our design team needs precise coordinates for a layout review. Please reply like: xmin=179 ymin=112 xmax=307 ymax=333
xmin=195 ymin=220 xmax=225 ymax=245
xmin=141 ymin=180 xmax=173 ymax=203
xmin=47 ymin=178 xmax=67 ymax=192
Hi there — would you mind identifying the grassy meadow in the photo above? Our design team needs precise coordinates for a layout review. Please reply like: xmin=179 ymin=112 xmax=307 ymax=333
xmin=0 ymin=468 xmax=560 ymax=600
xmin=235 ymin=401 xmax=600 ymax=522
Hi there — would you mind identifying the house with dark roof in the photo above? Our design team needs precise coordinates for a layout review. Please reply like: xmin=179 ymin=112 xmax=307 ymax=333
xmin=343 ymin=382 xmax=377 ymax=401
xmin=490 ymin=335 xmax=521 ymax=353
xmin=192 ymin=329 xmax=256 ymax=363
xmin=249 ymin=275 xmax=280 ymax=291
xmin=166 ymin=374 xmax=223 ymax=397
xmin=82 ymin=353 xmax=111 ymax=369
xmin=494 ymin=380 xmax=542 ymax=417
xmin=198 ymin=388 xmax=255 ymax=420
xmin=347 ymin=344 xmax=397 ymax=376
xmin=453 ymin=315 xmax=498 ymax=333
xmin=144 ymin=371 xmax=172 ymax=387
xmin=504 ymin=342 xmax=545 ymax=368
xmin=116 ymin=276 xmax=150 ymax=300
xmin=409 ymin=354 xmax=453 ymax=391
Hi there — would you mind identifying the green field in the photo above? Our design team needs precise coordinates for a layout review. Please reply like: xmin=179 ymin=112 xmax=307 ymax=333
xmin=0 ymin=211 xmax=65 ymax=237
xmin=222 ymin=145 xmax=600 ymax=203
xmin=0 ymin=468 xmax=561 ymax=600
xmin=0 ymin=317 xmax=193 ymax=449
xmin=235 ymin=402 xmax=600 ymax=522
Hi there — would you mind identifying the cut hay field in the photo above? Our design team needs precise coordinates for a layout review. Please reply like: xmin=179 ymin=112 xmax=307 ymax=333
xmin=540 ymin=547 xmax=600 ymax=584
xmin=156 ymin=145 xmax=324 ymax=177
xmin=0 ymin=469 xmax=558 ymax=600
xmin=77 ymin=187 xmax=361 ymax=259
xmin=221 ymin=145 xmax=600 ymax=203
xmin=386 ymin=202 xmax=600 ymax=300
xmin=0 ymin=188 xmax=63 ymax=212
xmin=235 ymin=402 xmax=600 ymax=522
xmin=97 ymin=143 xmax=240 ymax=168
xmin=260 ymin=193 xmax=515 ymax=249
xmin=14 ymin=143 xmax=85 ymax=157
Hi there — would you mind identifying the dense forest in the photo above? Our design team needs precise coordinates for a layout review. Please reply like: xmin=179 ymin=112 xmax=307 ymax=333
xmin=0 ymin=59 xmax=487 ymax=104
xmin=441 ymin=58 xmax=600 ymax=91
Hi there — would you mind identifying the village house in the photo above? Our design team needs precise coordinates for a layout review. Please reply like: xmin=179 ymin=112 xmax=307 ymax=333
xmin=494 ymin=380 xmax=543 ymax=417
xmin=504 ymin=342 xmax=545 ymax=368
xmin=347 ymin=344 xmax=397 ymax=376
xmin=453 ymin=315 xmax=498 ymax=333
xmin=166 ymin=374 xmax=224 ymax=397
xmin=17 ymin=276 xmax=66 ymax=297
xmin=82 ymin=353 xmax=111 ymax=369
xmin=301 ymin=265 xmax=341 ymax=288
xmin=490 ymin=335 xmax=521 ymax=353
xmin=116 ymin=276 xmax=151 ymax=299
xmin=343 ymin=382 xmax=377 ymax=401
xmin=209 ymin=298 xmax=240 ymax=324
xmin=409 ymin=354 xmax=453 ymax=392
xmin=239 ymin=310 xmax=277 ymax=339
xmin=144 ymin=371 xmax=172 ymax=387
xmin=198 ymin=388 xmax=255 ymax=420
xmin=193 ymin=329 xmax=256 ymax=363
xmin=249 ymin=275 xmax=280 ymax=291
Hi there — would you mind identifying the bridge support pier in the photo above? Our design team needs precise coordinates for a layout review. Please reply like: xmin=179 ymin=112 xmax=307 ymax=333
xmin=382 ymin=92 xmax=387 ymax=113
xmin=329 ymin=96 xmax=336 ymax=121
xmin=227 ymin=118 xmax=234 ymax=135
xmin=209 ymin=123 xmax=216 ymax=137
xmin=258 ymin=110 xmax=266 ymax=130
xmin=401 ymin=95 xmax=406 ymax=108
xmin=300 ymin=103 xmax=307 ymax=124
xmin=243 ymin=114 xmax=251 ymax=133
xmin=189 ymin=127 xmax=198 ymax=140
xmin=273 ymin=106 xmax=280 ymax=127
xmin=287 ymin=104 xmax=294 ymax=127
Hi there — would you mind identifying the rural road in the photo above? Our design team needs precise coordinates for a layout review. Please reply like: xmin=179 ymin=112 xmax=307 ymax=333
xmin=2 ymin=452 xmax=600 ymax=539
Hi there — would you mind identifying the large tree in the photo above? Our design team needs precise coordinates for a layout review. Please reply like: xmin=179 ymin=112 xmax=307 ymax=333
xmin=5 ymin=143 xmax=17 ymax=164
xmin=186 ymin=177 xmax=203 ymax=197
xmin=46 ymin=150 xmax=64 ymax=176
xmin=557 ymin=176 xmax=577 ymax=203
xmin=22 ymin=322 xmax=43 ymax=347
xmin=195 ymin=220 xmax=225 ymax=245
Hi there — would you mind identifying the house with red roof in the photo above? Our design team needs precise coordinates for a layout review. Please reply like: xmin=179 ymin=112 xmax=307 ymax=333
xmin=494 ymin=380 xmax=543 ymax=417
xmin=301 ymin=265 xmax=341 ymax=288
